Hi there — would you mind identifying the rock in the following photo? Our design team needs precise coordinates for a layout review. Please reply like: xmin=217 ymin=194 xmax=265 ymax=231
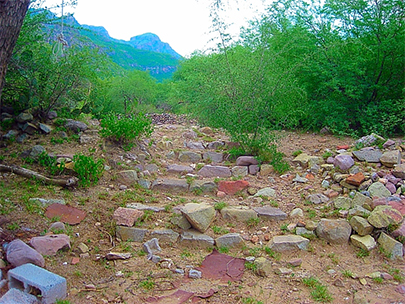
xmin=392 ymin=163 xmax=405 ymax=179
xmin=236 ymin=156 xmax=258 ymax=166
xmin=16 ymin=112 xmax=33 ymax=123
xmin=190 ymin=180 xmax=217 ymax=194
xmin=117 ymin=170 xmax=139 ymax=186
xmin=197 ymin=165 xmax=231 ymax=178
xmin=383 ymin=139 xmax=396 ymax=148
xmin=178 ymin=151 xmax=202 ymax=163
xmin=288 ymin=258 xmax=302 ymax=267
xmin=29 ymin=198 xmax=65 ymax=206
xmin=0 ymin=288 xmax=39 ymax=304
xmin=334 ymin=155 xmax=354 ymax=172
xmin=352 ymin=192 xmax=372 ymax=209
xmin=150 ymin=229 xmax=179 ymax=244
xmin=143 ymin=238 xmax=162 ymax=259
xmin=378 ymin=232 xmax=403 ymax=259
xmin=352 ymin=150 xmax=382 ymax=163
xmin=5 ymin=239 xmax=45 ymax=267
xmin=292 ymin=174 xmax=308 ymax=183
xmin=292 ymin=153 xmax=312 ymax=168
xmin=380 ymin=150 xmax=401 ymax=168
xmin=391 ymin=221 xmax=405 ymax=239
xmin=145 ymin=164 xmax=159 ymax=173
xmin=350 ymin=235 xmax=376 ymax=251
xmin=231 ymin=166 xmax=248 ymax=177
xmin=179 ymin=230 xmax=214 ymax=248
xmin=3 ymin=129 xmax=19 ymax=140
xmin=388 ymin=199 xmax=405 ymax=215
xmin=253 ymin=206 xmax=287 ymax=221
xmin=126 ymin=203 xmax=164 ymax=212
xmin=307 ymin=193 xmax=329 ymax=204
xmin=189 ymin=269 xmax=202 ymax=279
xmin=65 ymin=119 xmax=88 ymax=133
xmin=367 ymin=205 xmax=403 ymax=228
xmin=207 ymin=141 xmax=225 ymax=150
xmin=45 ymin=203 xmax=86 ymax=225
xmin=249 ymin=165 xmax=260 ymax=175
xmin=181 ymin=203 xmax=215 ymax=233
xmin=296 ymin=227 xmax=315 ymax=237
xmin=20 ymin=122 xmax=38 ymax=135
xmin=221 ymin=206 xmax=258 ymax=222
xmin=334 ymin=197 xmax=352 ymax=209
xmin=152 ymin=178 xmax=189 ymax=192
xmin=354 ymin=133 xmax=385 ymax=147
xmin=182 ymin=130 xmax=197 ymax=139
xmin=48 ymin=110 xmax=57 ymax=119
xmin=116 ymin=226 xmax=147 ymax=242
xmin=290 ymin=208 xmax=304 ymax=218
xmin=77 ymin=243 xmax=89 ymax=253
xmin=106 ymin=252 xmax=132 ymax=260
xmin=49 ymin=222 xmax=66 ymax=233
xmin=185 ymin=141 xmax=205 ymax=150
xmin=268 ymin=235 xmax=309 ymax=252
xmin=215 ymin=233 xmax=244 ymax=248
xmin=254 ymin=187 xmax=276 ymax=198
xmin=316 ymin=219 xmax=352 ymax=244
xmin=218 ymin=180 xmax=249 ymax=195
xmin=346 ymin=172 xmax=365 ymax=187
xmin=254 ymin=257 xmax=272 ymax=277
xmin=348 ymin=206 xmax=371 ymax=218
xmin=38 ymin=123 xmax=52 ymax=134
xmin=137 ymin=179 xmax=151 ymax=189
xmin=368 ymin=182 xmax=391 ymax=198
xmin=29 ymin=145 xmax=46 ymax=159
xmin=259 ymin=164 xmax=273 ymax=176
xmin=203 ymin=152 xmax=223 ymax=163
xmin=30 ymin=234 xmax=70 ymax=256
xmin=113 ymin=207 xmax=143 ymax=227
xmin=170 ymin=213 xmax=191 ymax=230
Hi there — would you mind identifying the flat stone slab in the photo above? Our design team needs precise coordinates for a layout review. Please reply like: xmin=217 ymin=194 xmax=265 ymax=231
xmin=236 ymin=156 xmax=258 ymax=166
xmin=254 ymin=187 xmax=276 ymax=198
xmin=352 ymin=150 xmax=382 ymax=163
xmin=349 ymin=216 xmax=374 ymax=236
xmin=190 ymin=180 xmax=217 ymax=193
xmin=253 ymin=206 xmax=287 ymax=221
xmin=203 ymin=152 xmax=224 ymax=163
xmin=181 ymin=203 xmax=215 ymax=233
xmin=45 ymin=203 xmax=86 ymax=225
xmin=179 ymin=230 xmax=214 ymax=248
xmin=29 ymin=234 xmax=71 ymax=256
xmin=116 ymin=226 xmax=148 ymax=242
xmin=218 ymin=180 xmax=249 ymax=195
xmin=0 ymin=288 xmax=39 ymax=304
xmin=126 ymin=203 xmax=164 ymax=212
xmin=350 ymin=235 xmax=376 ymax=251
xmin=268 ymin=235 xmax=309 ymax=252
xmin=197 ymin=165 xmax=231 ymax=178
xmin=113 ymin=207 xmax=144 ymax=227
xmin=380 ymin=150 xmax=401 ymax=168
xmin=378 ymin=232 xmax=403 ymax=259
xmin=150 ymin=229 xmax=180 ymax=244
xmin=215 ymin=233 xmax=244 ymax=248
xmin=166 ymin=164 xmax=194 ymax=174
xmin=178 ymin=151 xmax=202 ymax=163
xmin=151 ymin=179 xmax=189 ymax=192
xmin=221 ymin=206 xmax=257 ymax=222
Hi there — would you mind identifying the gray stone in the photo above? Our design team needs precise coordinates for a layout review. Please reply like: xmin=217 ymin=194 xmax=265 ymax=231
xmin=254 ymin=187 xmax=276 ymax=198
xmin=38 ymin=123 xmax=52 ymax=134
xmin=48 ymin=110 xmax=57 ymax=119
xmin=170 ymin=213 xmax=191 ymax=230
xmin=352 ymin=150 xmax=382 ymax=163
xmin=290 ymin=208 xmax=304 ymax=218
xmin=143 ymin=238 xmax=162 ymax=259
xmin=0 ymin=288 xmax=40 ymax=304
xmin=185 ymin=141 xmax=205 ymax=150
xmin=393 ymin=163 xmax=405 ymax=179
xmin=350 ymin=235 xmax=376 ymax=251
xmin=293 ymin=174 xmax=308 ymax=183
xmin=21 ymin=123 xmax=38 ymax=135
xmin=179 ymin=230 xmax=214 ymax=248
xmin=29 ymin=198 xmax=65 ymax=206
xmin=178 ymin=151 xmax=202 ymax=163
xmin=249 ymin=165 xmax=260 ymax=175
xmin=354 ymin=133 xmax=385 ymax=147
xmin=197 ymin=165 xmax=231 ymax=178
xmin=189 ymin=269 xmax=202 ymax=279
xmin=117 ymin=170 xmax=138 ymax=186
xmin=316 ymin=219 xmax=352 ymax=244
xmin=182 ymin=130 xmax=197 ymax=139
xmin=3 ymin=129 xmax=19 ymax=140
xmin=181 ymin=203 xmax=215 ymax=233
xmin=137 ymin=179 xmax=151 ymax=189
xmin=189 ymin=180 xmax=217 ymax=193
xmin=116 ymin=226 xmax=147 ymax=242
xmin=5 ymin=239 xmax=45 ymax=267
xmin=221 ymin=206 xmax=258 ymax=222
xmin=126 ymin=203 xmax=164 ymax=212
xmin=253 ymin=206 xmax=287 ymax=221
xmin=259 ymin=164 xmax=273 ymax=176
xmin=268 ymin=235 xmax=309 ymax=252
xmin=352 ymin=192 xmax=372 ymax=209
xmin=380 ymin=150 xmax=401 ymax=168
xmin=236 ymin=156 xmax=258 ymax=166
xmin=49 ymin=222 xmax=66 ymax=233
xmin=65 ymin=119 xmax=88 ymax=133
xmin=368 ymin=182 xmax=391 ymax=198
xmin=207 ymin=141 xmax=225 ymax=150
xmin=349 ymin=216 xmax=374 ymax=236
xmin=145 ymin=164 xmax=159 ymax=173
xmin=334 ymin=155 xmax=354 ymax=171
xmin=16 ymin=112 xmax=33 ymax=123
xmin=254 ymin=257 xmax=272 ymax=277
xmin=292 ymin=153 xmax=312 ymax=168
xmin=152 ymin=178 xmax=189 ymax=192
xmin=215 ymin=233 xmax=244 ymax=248
xmin=29 ymin=145 xmax=45 ymax=159
xmin=378 ymin=232 xmax=403 ymax=259
xmin=203 ymin=152 xmax=223 ymax=163
xmin=348 ymin=205 xmax=371 ymax=218
xmin=306 ymin=193 xmax=329 ymax=204
xmin=150 ymin=229 xmax=179 ymax=244
xmin=295 ymin=227 xmax=315 ymax=237
xmin=334 ymin=197 xmax=352 ymax=209
xmin=167 ymin=164 xmax=194 ymax=174
xmin=79 ymin=134 xmax=97 ymax=144
xmin=367 ymin=205 xmax=403 ymax=228
xmin=231 ymin=166 xmax=248 ymax=177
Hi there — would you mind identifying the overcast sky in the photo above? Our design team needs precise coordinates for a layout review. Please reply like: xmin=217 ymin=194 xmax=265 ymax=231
xmin=44 ymin=0 xmax=269 ymax=57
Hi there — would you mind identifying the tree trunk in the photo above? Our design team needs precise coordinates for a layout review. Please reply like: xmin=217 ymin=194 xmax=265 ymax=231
xmin=0 ymin=0 xmax=30 ymax=114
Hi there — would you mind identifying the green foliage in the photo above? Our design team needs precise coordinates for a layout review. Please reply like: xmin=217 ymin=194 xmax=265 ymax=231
xmin=214 ymin=201 xmax=227 ymax=210
xmin=100 ymin=113 xmax=153 ymax=148
xmin=302 ymin=277 xmax=333 ymax=302
xmin=73 ymin=153 xmax=104 ymax=187
xmin=37 ymin=152 xmax=65 ymax=176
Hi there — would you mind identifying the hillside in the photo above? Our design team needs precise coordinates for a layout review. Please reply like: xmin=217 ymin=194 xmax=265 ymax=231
xmin=49 ymin=15 xmax=182 ymax=81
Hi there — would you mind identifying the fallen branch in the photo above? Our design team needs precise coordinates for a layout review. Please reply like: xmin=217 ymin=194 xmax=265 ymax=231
xmin=0 ymin=164 xmax=78 ymax=187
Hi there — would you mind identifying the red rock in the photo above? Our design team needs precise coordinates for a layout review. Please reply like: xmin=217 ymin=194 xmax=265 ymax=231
xmin=324 ymin=189 xmax=339 ymax=198
xmin=305 ymin=173 xmax=315 ymax=180
xmin=30 ymin=234 xmax=71 ymax=256
xmin=251 ymin=235 xmax=259 ymax=243
xmin=381 ymin=272 xmax=393 ymax=280
xmin=288 ymin=258 xmax=302 ymax=267
xmin=45 ymin=203 xmax=86 ymax=225
xmin=388 ymin=199 xmax=405 ymax=216
xmin=346 ymin=172 xmax=365 ymax=187
xmin=371 ymin=197 xmax=388 ymax=209
xmin=216 ymin=191 xmax=226 ymax=198
xmin=264 ymin=234 xmax=270 ymax=241
xmin=396 ymin=284 xmax=405 ymax=294
xmin=337 ymin=145 xmax=350 ymax=150
xmin=218 ymin=180 xmax=249 ymax=195
xmin=71 ymin=257 xmax=80 ymax=265
xmin=113 ymin=207 xmax=143 ymax=227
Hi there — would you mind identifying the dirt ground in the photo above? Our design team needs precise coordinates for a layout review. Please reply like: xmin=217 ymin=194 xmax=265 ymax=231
xmin=0 ymin=115 xmax=404 ymax=304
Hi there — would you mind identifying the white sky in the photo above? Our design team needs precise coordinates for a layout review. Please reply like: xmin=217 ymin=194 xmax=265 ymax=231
xmin=44 ymin=0 xmax=269 ymax=57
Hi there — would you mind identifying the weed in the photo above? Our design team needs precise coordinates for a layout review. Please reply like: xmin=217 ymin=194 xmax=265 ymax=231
xmin=341 ymin=270 xmax=354 ymax=278
xmin=270 ymin=200 xmax=279 ymax=207
xmin=280 ymin=223 xmax=289 ymax=233
xmin=139 ymin=278 xmax=155 ymax=291
xmin=264 ymin=247 xmax=281 ymax=260
xmin=37 ymin=152 xmax=65 ymax=176
xmin=292 ymin=150 xmax=303 ymax=157
xmin=322 ymin=151 xmax=333 ymax=159
xmin=73 ymin=153 xmax=104 ymax=187
xmin=328 ymin=253 xmax=339 ymax=265
xmin=356 ymin=248 xmax=370 ymax=258
xmin=137 ymin=250 xmax=147 ymax=257
xmin=73 ymin=270 xmax=83 ymax=277
xmin=302 ymin=277 xmax=332 ymax=302
xmin=242 ymin=297 xmax=263 ymax=304
xmin=7 ymin=222 xmax=20 ymax=231
xmin=249 ymin=247 xmax=261 ymax=257
xmin=214 ymin=201 xmax=227 ymax=210
xmin=247 ymin=217 xmax=260 ymax=228
xmin=218 ymin=246 xmax=229 ymax=254
xmin=373 ymin=277 xmax=384 ymax=284
xmin=245 ymin=261 xmax=257 ymax=271
xmin=307 ymin=209 xmax=317 ymax=219
xmin=212 ymin=226 xmax=229 ymax=235
xmin=181 ymin=249 xmax=192 ymax=258
xmin=56 ymin=300 xmax=72 ymax=304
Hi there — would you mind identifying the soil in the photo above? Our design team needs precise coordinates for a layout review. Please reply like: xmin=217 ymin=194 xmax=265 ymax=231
xmin=0 ymin=114 xmax=404 ymax=304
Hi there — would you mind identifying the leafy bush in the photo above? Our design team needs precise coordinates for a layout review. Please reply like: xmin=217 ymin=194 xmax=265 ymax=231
xmin=100 ymin=113 xmax=153 ymax=150
xmin=37 ymin=152 xmax=65 ymax=176
xmin=73 ymin=153 xmax=104 ymax=187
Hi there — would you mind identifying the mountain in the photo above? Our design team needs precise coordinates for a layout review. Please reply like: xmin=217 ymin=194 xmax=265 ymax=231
xmin=49 ymin=15 xmax=182 ymax=81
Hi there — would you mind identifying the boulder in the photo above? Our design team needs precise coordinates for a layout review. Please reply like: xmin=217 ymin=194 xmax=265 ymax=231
xmin=367 ymin=205 xmax=403 ymax=228
xmin=181 ymin=203 xmax=215 ymax=233
xmin=378 ymin=232 xmax=403 ymax=259
xmin=5 ymin=239 xmax=45 ymax=267
xmin=29 ymin=234 xmax=71 ymax=256
xmin=316 ymin=219 xmax=352 ymax=244
xmin=380 ymin=150 xmax=401 ymax=168
xmin=349 ymin=216 xmax=373 ymax=236
xmin=352 ymin=150 xmax=382 ymax=163
xmin=368 ymin=182 xmax=391 ymax=198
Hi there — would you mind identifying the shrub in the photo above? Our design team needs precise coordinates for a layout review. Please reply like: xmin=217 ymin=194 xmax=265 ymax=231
xmin=73 ymin=153 xmax=104 ymax=187
xmin=100 ymin=113 xmax=153 ymax=149
xmin=37 ymin=152 xmax=65 ymax=176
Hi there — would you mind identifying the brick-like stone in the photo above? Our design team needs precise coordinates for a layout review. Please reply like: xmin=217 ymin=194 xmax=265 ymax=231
xmin=349 ymin=216 xmax=374 ymax=236
xmin=116 ymin=226 xmax=147 ymax=242
xmin=221 ymin=206 xmax=257 ymax=222
xmin=253 ymin=206 xmax=287 ymax=221
xmin=380 ymin=150 xmax=401 ymax=168
xmin=152 ymin=178 xmax=189 ymax=192
xmin=268 ymin=235 xmax=309 ymax=252
xmin=179 ymin=230 xmax=214 ymax=248
xmin=150 ymin=229 xmax=179 ymax=244
xmin=113 ymin=207 xmax=143 ymax=227
xmin=346 ymin=172 xmax=365 ymax=187
xmin=197 ymin=165 xmax=231 ymax=178
xmin=236 ymin=156 xmax=258 ymax=166
xmin=215 ymin=233 xmax=244 ymax=248
xmin=218 ymin=180 xmax=249 ymax=195
xmin=350 ymin=235 xmax=376 ymax=251
xmin=203 ymin=152 xmax=223 ymax=163
xmin=167 ymin=164 xmax=194 ymax=174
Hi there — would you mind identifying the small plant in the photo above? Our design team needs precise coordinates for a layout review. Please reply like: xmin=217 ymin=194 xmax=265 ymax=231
xmin=328 ymin=253 xmax=339 ymax=265
xmin=302 ymin=277 xmax=332 ymax=302
xmin=280 ymin=223 xmax=289 ymax=233
xmin=373 ymin=277 xmax=384 ymax=283
xmin=356 ymin=248 xmax=370 ymax=258
xmin=249 ymin=247 xmax=261 ymax=257
xmin=181 ymin=249 xmax=192 ymax=258
xmin=292 ymin=150 xmax=303 ymax=157
xmin=37 ymin=152 xmax=65 ymax=176
xmin=247 ymin=217 xmax=260 ymax=227
xmin=7 ymin=222 xmax=20 ymax=231
xmin=264 ymin=247 xmax=281 ymax=260
xmin=139 ymin=278 xmax=155 ymax=291
xmin=322 ymin=151 xmax=333 ymax=159
xmin=245 ymin=261 xmax=257 ymax=272
xmin=307 ymin=209 xmax=317 ymax=219
xmin=270 ymin=200 xmax=279 ymax=207
xmin=73 ymin=153 xmax=104 ymax=187
xmin=56 ymin=300 xmax=72 ymax=304
xmin=212 ymin=226 xmax=229 ymax=235
xmin=218 ymin=246 xmax=229 ymax=253
xmin=214 ymin=201 xmax=227 ymax=210
xmin=341 ymin=270 xmax=354 ymax=278
xmin=242 ymin=297 xmax=263 ymax=304
xmin=137 ymin=250 xmax=147 ymax=257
